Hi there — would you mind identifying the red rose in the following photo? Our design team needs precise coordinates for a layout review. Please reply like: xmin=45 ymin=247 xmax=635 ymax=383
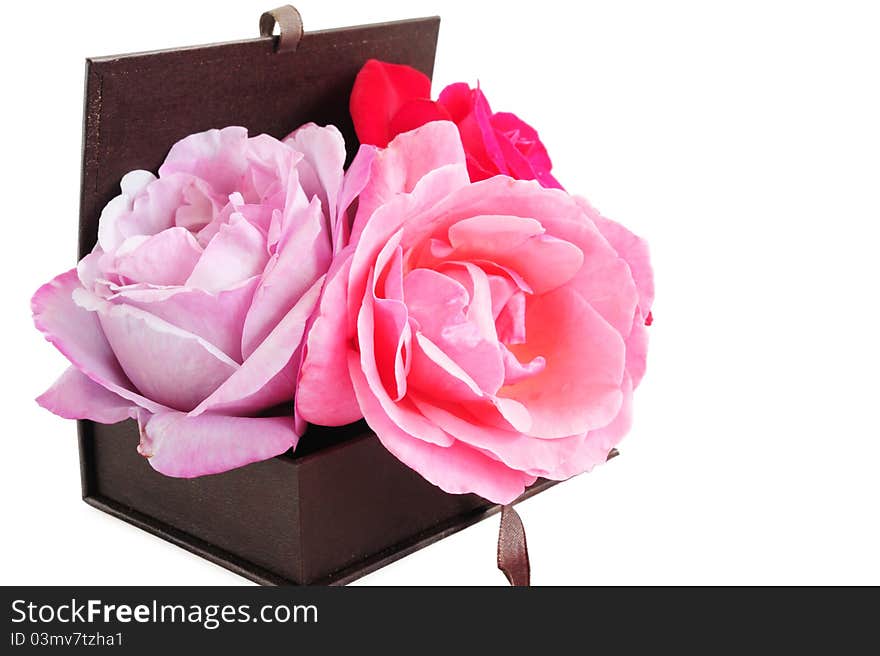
xmin=350 ymin=59 xmax=562 ymax=189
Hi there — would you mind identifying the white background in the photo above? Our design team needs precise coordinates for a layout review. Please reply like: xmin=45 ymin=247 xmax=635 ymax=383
xmin=1 ymin=0 xmax=878 ymax=585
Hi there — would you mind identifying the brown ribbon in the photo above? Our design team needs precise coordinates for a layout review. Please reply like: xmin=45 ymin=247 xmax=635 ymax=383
xmin=497 ymin=504 xmax=530 ymax=586
xmin=259 ymin=5 xmax=304 ymax=54
xmin=496 ymin=448 xmax=620 ymax=586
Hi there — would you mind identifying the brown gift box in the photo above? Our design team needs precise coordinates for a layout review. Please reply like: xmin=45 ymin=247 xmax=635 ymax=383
xmin=75 ymin=10 xmax=553 ymax=585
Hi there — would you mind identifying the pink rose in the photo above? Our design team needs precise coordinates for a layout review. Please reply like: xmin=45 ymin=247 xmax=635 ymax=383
xmin=350 ymin=59 xmax=563 ymax=189
xmin=298 ymin=122 xmax=653 ymax=503
xmin=33 ymin=124 xmax=367 ymax=477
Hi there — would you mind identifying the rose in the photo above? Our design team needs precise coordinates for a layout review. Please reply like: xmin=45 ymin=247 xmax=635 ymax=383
xmin=297 ymin=122 xmax=653 ymax=503
xmin=350 ymin=59 xmax=562 ymax=189
xmin=33 ymin=124 xmax=367 ymax=477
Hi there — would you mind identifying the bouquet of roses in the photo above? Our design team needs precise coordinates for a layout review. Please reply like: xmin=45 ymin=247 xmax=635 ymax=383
xmin=33 ymin=60 xmax=653 ymax=505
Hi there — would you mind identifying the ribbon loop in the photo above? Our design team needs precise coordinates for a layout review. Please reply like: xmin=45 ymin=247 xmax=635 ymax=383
xmin=259 ymin=5 xmax=304 ymax=54
xmin=497 ymin=504 xmax=530 ymax=586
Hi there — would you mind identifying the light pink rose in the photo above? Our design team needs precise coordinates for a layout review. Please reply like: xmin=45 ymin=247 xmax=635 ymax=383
xmin=33 ymin=124 xmax=369 ymax=477
xmin=298 ymin=122 xmax=653 ymax=504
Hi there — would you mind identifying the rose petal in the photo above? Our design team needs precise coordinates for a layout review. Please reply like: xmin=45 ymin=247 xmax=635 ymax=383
xmin=111 ymin=227 xmax=203 ymax=286
xmin=98 ymin=174 xmax=193 ymax=253
xmin=437 ymin=83 xmax=506 ymax=179
xmin=403 ymin=267 xmax=505 ymax=394
xmin=500 ymin=345 xmax=545 ymax=384
xmin=96 ymin=171 xmax=156 ymax=252
xmin=351 ymin=121 xmax=469 ymax=243
xmin=493 ymin=131 xmax=541 ymax=182
xmin=371 ymin=233 xmax=410 ymax=401
xmin=241 ymin=198 xmax=331 ymax=359
xmin=490 ymin=111 xmax=563 ymax=190
xmin=77 ymin=249 xmax=104 ymax=290
xmin=75 ymin=289 xmax=239 ymax=412
xmin=436 ymin=262 xmax=498 ymax=342
xmin=502 ymin=286 xmax=626 ymax=438
xmin=495 ymin=290 xmax=527 ymax=345
xmin=488 ymin=273 xmax=518 ymax=319
xmin=445 ymin=214 xmax=584 ymax=295
xmin=357 ymin=268 xmax=453 ymax=447
xmin=159 ymin=127 xmax=250 ymax=196
xmin=579 ymin=197 xmax=655 ymax=314
xmin=334 ymin=144 xmax=378 ymax=252
xmin=410 ymin=393 xmax=596 ymax=480
xmin=540 ymin=214 xmax=640 ymax=336
xmin=140 ymin=411 xmax=299 ymax=477
xmin=434 ymin=82 xmax=470 ymax=120
xmin=406 ymin=331 xmax=532 ymax=436
xmin=283 ymin=123 xmax=346 ymax=221
xmin=109 ymin=277 xmax=259 ymax=363
xmin=448 ymin=214 xmax=543 ymax=251
xmin=31 ymin=269 xmax=166 ymax=413
xmin=490 ymin=112 xmax=553 ymax=172
xmin=408 ymin=331 xmax=485 ymax=401
xmin=551 ymin=373 xmax=635 ymax=478
xmin=189 ymin=275 xmax=324 ymax=416
xmin=119 ymin=169 xmax=157 ymax=197
xmin=347 ymin=160 xmax=472 ymax=336
xmin=350 ymin=59 xmax=433 ymax=148
xmin=389 ymin=99 xmax=452 ymax=139
xmin=412 ymin=178 xmax=638 ymax=334
xmin=173 ymin=177 xmax=226 ymax=233
xmin=467 ymin=87 xmax=509 ymax=175
xmin=625 ymin=312 xmax=650 ymax=388
xmin=296 ymin=252 xmax=362 ymax=425
xmin=186 ymin=214 xmax=268 ymax=293
xmin=37 ymin=366 xmax=134 ymax=423
xmin=233 ymin=135 xmax=304 ymax=213
xmin=349 ymin=352 xmax=534 ymax=504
